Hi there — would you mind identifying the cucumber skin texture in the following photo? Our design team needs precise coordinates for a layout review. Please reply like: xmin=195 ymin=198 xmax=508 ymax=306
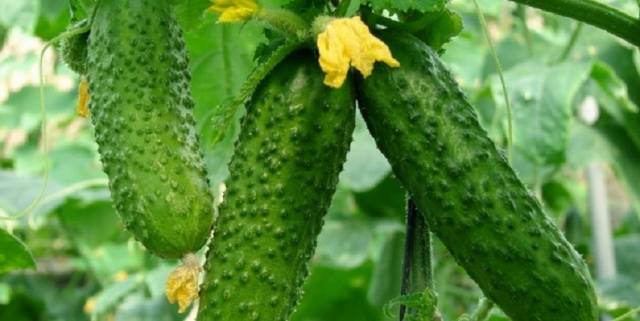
xmin=198 ymin=51 xmax=355 ymax=320
xmin=60 ymin=20 xmax=89 ymax=75
xmin=357 ymin=31 xmax=597 ymax=321
xmin=86 ymin=0 xmax=214 ymax=259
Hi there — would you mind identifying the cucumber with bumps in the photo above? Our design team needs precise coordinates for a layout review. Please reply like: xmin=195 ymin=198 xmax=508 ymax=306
xmin=86 ymin=0 xmax=214 ymax=259
xmin=357 ymin=31 xmax=597 ymax=321
xmin=198 ymin=51 xmax=355 ymax=320
xmin=60 ymin=19 xmax=89 ymax=75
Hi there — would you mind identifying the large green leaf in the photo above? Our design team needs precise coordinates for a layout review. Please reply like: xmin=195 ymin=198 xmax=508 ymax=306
xmin=185 ymin=19 xmax=262 ymax=155
xmin=589 ymin=62 xmax=640 ymax=148
xmin=494 ymin=60 xmax=591 ymax=165
xmin=0 ymin=229 xmax=35 ymax=274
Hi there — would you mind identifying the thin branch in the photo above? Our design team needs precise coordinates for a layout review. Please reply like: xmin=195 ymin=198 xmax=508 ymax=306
xmin=557 ymin=22 xmax=583 ymax=63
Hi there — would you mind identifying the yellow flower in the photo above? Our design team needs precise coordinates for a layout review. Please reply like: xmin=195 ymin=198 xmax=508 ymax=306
xmin=76 ymin=78 xmax=90 ymax=118
xmin=166 ymin=254 xmax=201 ymax=313
xmin=83 ymin=297 xmax=96 ymax=314
xmin=317 ymin=16 xmax=400 ymax=88
xmin=208 ymin=0 xmax=259 ymax=22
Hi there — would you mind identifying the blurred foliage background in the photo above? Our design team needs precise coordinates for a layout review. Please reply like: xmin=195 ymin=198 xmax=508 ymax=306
xmin=0 ymin=0 xmax=639 ymax=320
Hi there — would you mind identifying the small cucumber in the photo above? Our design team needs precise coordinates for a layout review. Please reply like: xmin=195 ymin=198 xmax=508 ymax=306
xmin=198 ymin=50 xmax=356 ymax=320
xmin=357 ymin=31 xmax=598 ymax=321
xmin=86 ymin=0 xmax=214 ymax=259
xmin=60 ymin=19 xmax=89 ymax=75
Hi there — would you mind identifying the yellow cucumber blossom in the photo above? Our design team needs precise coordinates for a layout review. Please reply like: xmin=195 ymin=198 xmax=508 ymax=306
xmin=209 ymin=0 xmax=259 ymax=22
xmin=76 ymin=78 xmax=90 ymax=118
xmin=316 ymin=16 xmax=400 ymax=88
xmin=166 ymin=254 xmax=202 ymax=313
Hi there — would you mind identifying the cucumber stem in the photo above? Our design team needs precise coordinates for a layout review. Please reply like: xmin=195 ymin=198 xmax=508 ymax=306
xmin=399 ymin=197 xmax=434 ymax=320
xmin=256 ymin=8 xmax=310 ymax=40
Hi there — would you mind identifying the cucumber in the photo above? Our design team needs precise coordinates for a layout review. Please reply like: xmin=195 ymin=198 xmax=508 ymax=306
xmin=86 ymin=0 xmax=214 ymax=259
xmin=60 ymin=19 xmax=89 ymax=75
xmin=198 ymin=51 xmax=355 ymax=320
xmin=356 ymin=31 xmax=597 ymax=321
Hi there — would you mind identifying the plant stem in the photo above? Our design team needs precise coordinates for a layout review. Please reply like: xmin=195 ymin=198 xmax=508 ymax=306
xmin=470 ymin=298 xmax=494 ymax=321
xmin=399 ymin=198 xmax=433 ymax=320
xmin=507 ymin=0 xmax=640 ymax=47
xmin=257 ymin=8 xmax=310 ymax=39
xmin=557 ymin=22 xmax=583 ymax=63
xmin=472 ymin=0 xmax=513 ymax=164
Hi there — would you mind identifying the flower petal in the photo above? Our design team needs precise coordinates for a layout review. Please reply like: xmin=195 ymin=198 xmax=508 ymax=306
xmin=209 ymin=0 xmax=258 ymax=22
xmin=166 ymin=254 xmax=201 ymax=313
xmin=316 ymin=16 xmax=399 ymax=88
xmin=76 ymin=78 xmax=90 ymax=118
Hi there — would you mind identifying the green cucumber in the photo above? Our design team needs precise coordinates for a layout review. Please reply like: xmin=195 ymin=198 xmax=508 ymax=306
xmin=86 ymin=0 xmax=214 ymax=259
xmin=198 ymin=51 xmax=356 ymax=320
xmin=357 ymin=31 xmax=597 ymax=321
xmin=60 ymin=19 xmax=89 ymax=75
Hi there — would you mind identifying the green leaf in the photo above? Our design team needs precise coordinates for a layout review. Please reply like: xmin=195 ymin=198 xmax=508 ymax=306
xmin=412 ymin=9 xmax=463 ymax=51
xmin=353 ymin=174 xmax=405 ymax=219
xmin=541 ymin=179 xmax=574 ymax=216
xmin=175 ymin=0 xmax=211 ymax=31
xmin=0 ymin=171 xmax=62 ymax=221
xmin=591 ymin=112 xmax=640 ymax=214
xmin=340 ymin=112 xmax=391 ymax=192
xmin=91 ymin=276 xmax=143 ymax=315
xmin=0 ymin=282 xmax=10 ymax=304
xmin=364 ymin=0 xmax=445 ymax=13
xmin=590 ymin=62 xmax=640 ymax=148
xmin=614 ymin=235 xmax=640 ymax=282
xmin=34 ymin=0 xmax=69 ymax=40
xmin=114 ymin=292 xmax=181 ymax=321
xmin=367 ymin=230 xmax=403 ymax=308
xmin=57 ymin=200 xmax=120 ymax=249
xmin=292 ymin=264 xmax=384 ymax=321
xmin=0 ymin=228 xmax=36 ymax=273
xmin=598 ymin=275 xmax=640 ymax=309
xmin=0 ymin=0 xmax=39 ymax=32
xmin=493 ymin=60 xmax=591 ymax=165
xmin=74 ymin=241 xmax=145 ymax=285
xmin=185 ymin=20 xmax=261 ymax=141
xmin=315 ymin=219 xmax=373 ymax=269
xmin=441 ymin=31 xmax=487 ymax=89
xmin=144 ymin=264 xmax=174 ymax=299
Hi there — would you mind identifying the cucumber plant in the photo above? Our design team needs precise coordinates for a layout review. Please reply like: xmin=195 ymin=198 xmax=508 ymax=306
xmin=31 ymin=0 xmax=640 ymax=318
